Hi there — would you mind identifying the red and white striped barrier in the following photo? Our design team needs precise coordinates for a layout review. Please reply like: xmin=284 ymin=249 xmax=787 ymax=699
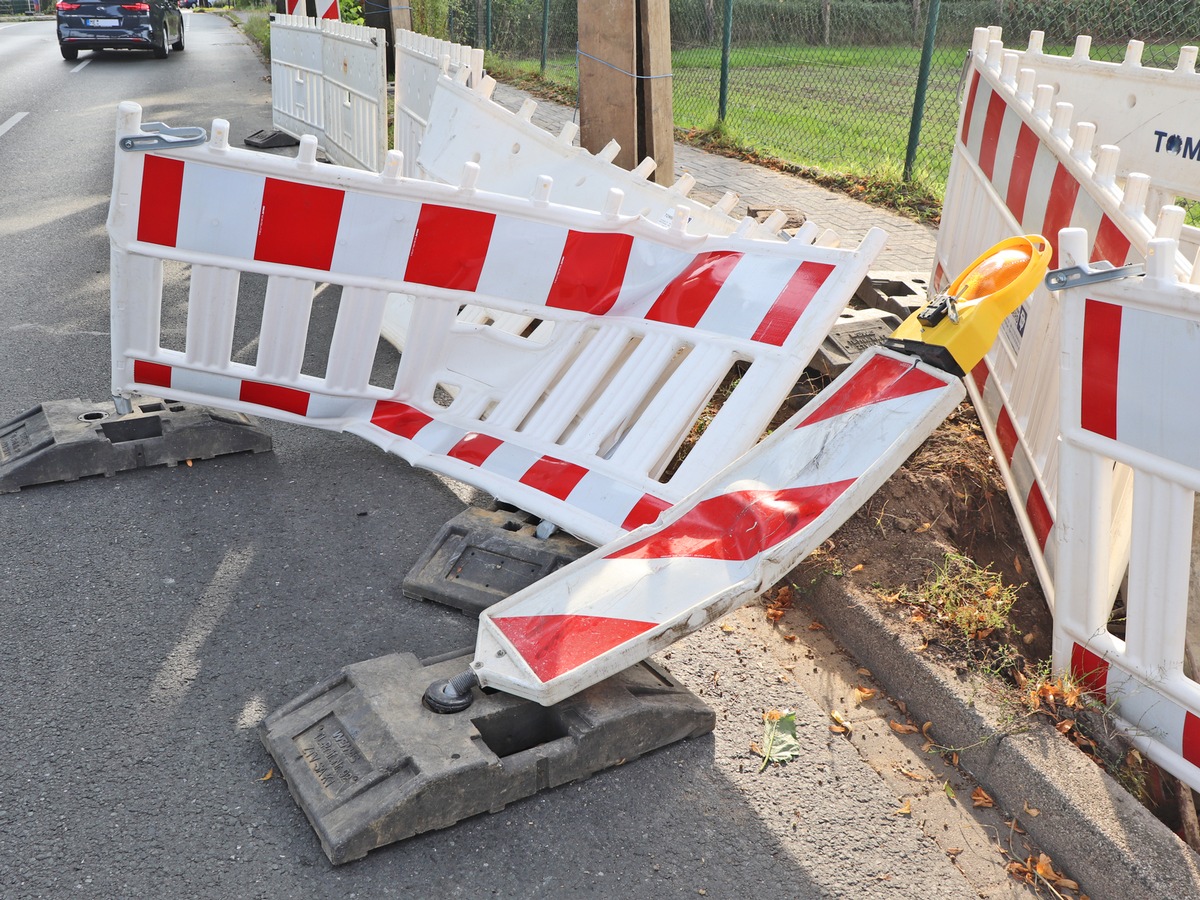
xmin=394 ymin=29 xmax=484 ymax=179
xmin=474 ymin=347 xmax=963 ymax=704
xmin=937 ymin=26 xmax=1193 ymax=608
xmin=269 ymin=15 xmax=386 ymax=171
xmin=108 ymin=102 xmax=885 ymax=547
xmin=1054 ymin=227 xmax=1200 ymax=792
xmin=316 ymin=0 xmax=338 ymax=20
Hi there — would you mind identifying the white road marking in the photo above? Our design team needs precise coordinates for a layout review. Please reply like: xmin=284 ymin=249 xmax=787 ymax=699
xmin=71 ymin=58 xmax=91 ymax=73
xmin=0 ymin=112 xmax=28 ymax=140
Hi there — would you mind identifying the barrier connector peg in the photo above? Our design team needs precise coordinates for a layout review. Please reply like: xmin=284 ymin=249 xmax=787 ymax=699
xmin=886 ymin=235 xmax=1050 ymax=376
xmin=422 ymin=669 xmax=479 ymax=713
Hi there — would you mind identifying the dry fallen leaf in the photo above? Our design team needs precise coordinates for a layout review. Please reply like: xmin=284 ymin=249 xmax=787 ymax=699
xmin=899 ymin=767 xmax=925 ymax=781
xmin=1013 ymin=667 xmax=1028 ymax=688
xmin=849 ymin=563 xmax=864 ymax=573
xmin=257 ymin=767 xmax=274 ymax=782
xmin=783 ymin=634 xmax=798 ymax=642
xmin=894 ymin=798 xmax=912 ymax=816
xmin=185 ymin=459 xmax=193 ymax=467
xmin=720 ymin=623 xmax=735 ymax=633
xmin=1023 ymin=800 xmax=1040 ymax=817
xmin=971 ymin=786 xmax=995 ymax=808
xmin=921 ymin=721 xmax=934 ymax=740
xmin=857 ymin=667 xmax=872 ymax=677
xmin=1014 ymin=555 xmax=1023 ymax=575
xmin=854 ymin=686 xmax=878 ymax=705
xmin=807 ymin=621 xmax=825 ymax=631
xmin=830 ymin=710 xmax=853 ymax=733
xmin=889 ymin=720 xmax=919 ymax=735
xmin=915 ymin=522 xmax=931 ymax=533
xmin=1007 ymin=817 xmax=1026 ymax=834
xmin=946 ymin=847 xmax=962 ymax=856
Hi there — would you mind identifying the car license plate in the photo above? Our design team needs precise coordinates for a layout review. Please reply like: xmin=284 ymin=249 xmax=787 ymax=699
xmin=85 ymin=18 xmax=119 ymax=26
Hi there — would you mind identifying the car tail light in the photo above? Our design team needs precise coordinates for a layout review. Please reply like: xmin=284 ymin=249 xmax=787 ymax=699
xmin=120 ymin=3 xmax=150 ymax=9
xmin=56 ymin=2 xmax=82 ymax=9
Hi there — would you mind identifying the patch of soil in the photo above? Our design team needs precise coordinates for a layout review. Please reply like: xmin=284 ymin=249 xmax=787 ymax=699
xmin=819 ymin=398 xmax=1053 ymax=677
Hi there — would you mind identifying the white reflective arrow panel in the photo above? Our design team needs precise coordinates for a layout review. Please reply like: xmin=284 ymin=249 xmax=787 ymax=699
xmin=475 ymin=347 xmax=965 ymax=705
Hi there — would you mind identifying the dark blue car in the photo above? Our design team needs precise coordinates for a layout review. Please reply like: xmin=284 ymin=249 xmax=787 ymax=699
xmin=57 ymin=0 xmax=185 ymax=60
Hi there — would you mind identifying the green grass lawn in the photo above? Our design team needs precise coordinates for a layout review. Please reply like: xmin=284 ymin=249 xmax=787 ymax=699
xmin=486 ymin=39 xmax=1167 ymax=214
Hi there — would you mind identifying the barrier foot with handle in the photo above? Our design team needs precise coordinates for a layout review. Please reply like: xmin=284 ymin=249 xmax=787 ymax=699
xmin=257 ymin=649 xmax=715 ymax=865
xmin=0 ymin=396 xmax=272 ymax=493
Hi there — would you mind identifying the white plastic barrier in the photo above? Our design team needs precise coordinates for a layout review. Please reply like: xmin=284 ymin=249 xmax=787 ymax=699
xmin=476 ymin=346 xmax=963 ymax=705
xmin=1054 ymin=227 xmax=1200 ymax=792
xmin=107 ymin=101 xmax=885 ymax=548
xmin=935 ymin=26 xmax=1193 ymax=608
xmin=417 ymin=70 xmax=764 ymax=239
xmin=381 ymin=68 xmax=796 ymax=351
xmin=394 ymin=30 xmax=484 ymax=179
xmin=269 ymin=15 xmax=387 ymax=172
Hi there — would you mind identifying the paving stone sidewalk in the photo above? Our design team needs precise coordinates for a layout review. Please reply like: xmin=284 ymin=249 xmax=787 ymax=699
xmin=490 ymin=82 xmax=939 ymax=274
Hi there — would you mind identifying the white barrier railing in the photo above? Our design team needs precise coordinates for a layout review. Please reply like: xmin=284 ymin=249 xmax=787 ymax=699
xmin=381 ymin=67 xmax=794 ymax=351
xmin=394 ymin=29 xmax=484 ymax=179
xmin=935 ymin=26 xmax=1195 ymax=608
xmin=416 ymin=69 xmax=765 ymax=239
xmin=1054 ymin=227 xmax=1200 ymax=792
xmin=269 ymin=15 xmax=386 ymax=172
xmin=107 ymin=101 xmax=884 ymax=549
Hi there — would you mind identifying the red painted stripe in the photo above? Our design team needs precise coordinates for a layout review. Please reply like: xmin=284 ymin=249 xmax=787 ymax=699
xmin=492 ymin=614 xmax=657 ymax=683
xmin=609 ymin=481 xmax=854 ymax=562
xmin=1091 ymin=215 xmax=1133 ymax=268
xmin=240 ymin=380 xmax=310 ymax=417
xmin=1080 ymin=298 xmax=1122 ymax=440
xmin=644 ymin=251 xmax=742 ymax=328
xmin=448 ymin=433 xmax=503 ymax=467
xmin=1006 ymin=124 xmax=1040 ymax=225
xmin=800 ymin=353 xmax=946 ymax=428
xmin=546 ymin=231 xmax=633 ymax=315
xmin=404 ymin=204 xmax=496 ymax=291
xmin=1184 ymin=713 xmax=1200 ymax=769
xmin=970 ymin=360 xmax=990 ymax=395
xmin=995 ymin=406 xmax=1018 ymax=465
xmin=137 ymin=155 xmax=185 ymax=247
xmin=520 ymin=455 xmax=589 ymax=500
xmin=371 ymin=400 xmax=432 ymax=438
xmin=751 ymin=261 xmax=836 ymax=346
xmin=1043 ymin=164 xmax=1081 ymax=269
xmin=253 ymin=178 xmax=344 ymax=270
xmin=621 ymin=494 xmax=673 ymax=531
xmin=1025 ymin=482 xmax=1053 ymax=551
xmin=1070 ymin=643 xmax=1108 ymax=705
xmin=134 ymin=359 xmax=173 ymax=389
xmin=960 ymin=69 xmax=981 ymax=146
xmin=977 ymin=91 xmax=1007 ymax=178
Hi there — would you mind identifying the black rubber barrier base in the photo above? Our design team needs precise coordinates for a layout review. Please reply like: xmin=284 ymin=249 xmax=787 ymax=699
xmin=244 ymin=129 xmax=301 ymax=149
xmin=403 ymin=506 xmax=594 ymax=616
xmin=259 ymin=651 xmax=716 ymax=865
xmin=0 ymin=397 xmax=272 ymax=493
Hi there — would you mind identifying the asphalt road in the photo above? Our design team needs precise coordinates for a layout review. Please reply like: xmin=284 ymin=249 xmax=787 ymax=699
xmin=1 ymin=14 xmax=1031 ymax=898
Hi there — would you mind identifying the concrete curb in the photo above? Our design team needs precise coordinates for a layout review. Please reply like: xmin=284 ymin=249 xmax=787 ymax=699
xmin=799 ymin=574 xmax=1200 ymax=900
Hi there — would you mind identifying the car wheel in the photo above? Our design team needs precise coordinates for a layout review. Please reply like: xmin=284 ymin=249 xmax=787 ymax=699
xmin=153 ymin=27 xmax=169 ymax=59
xmin=60 ymin=45 xmax=79 ymax=61
xmin=172 ymin=17 xmax=185 ymax=51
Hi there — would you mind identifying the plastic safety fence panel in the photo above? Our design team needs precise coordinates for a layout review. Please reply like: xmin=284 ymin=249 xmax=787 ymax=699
xmin=270 ymin=15 xmax=326 ymax=143
xmin=106 ymin=102 xmax=885 ymax=549
xmin=1053 ymin=228 xmax=1200 ymax=794
xmin=394 ymin=30 xmax=484 ymax=179
xmin=319 ymin=20 xmax=387 ymax=172
xmin=1013 ymin=34 xmax=1200 ymax=218
xmin=934 ymin=26 xmax=1193 ymax=609
xmin=474 ymin=347 xmax=964 ymax=706
xmin=416 ymin=72 xmax=753 ymax=238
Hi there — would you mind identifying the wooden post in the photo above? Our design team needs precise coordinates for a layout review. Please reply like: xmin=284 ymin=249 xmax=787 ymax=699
xmin=578 ymin=0 xmax=674 ymax=184
xmin=578 ymin=0 xmax=640 ymax=170
xmin=638 ymin=0 xmax=674 ymax=185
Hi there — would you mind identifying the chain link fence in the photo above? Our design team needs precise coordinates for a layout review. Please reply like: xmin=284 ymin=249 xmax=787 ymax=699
xmin=433 ymin=1 xmax=1200 ymax=203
